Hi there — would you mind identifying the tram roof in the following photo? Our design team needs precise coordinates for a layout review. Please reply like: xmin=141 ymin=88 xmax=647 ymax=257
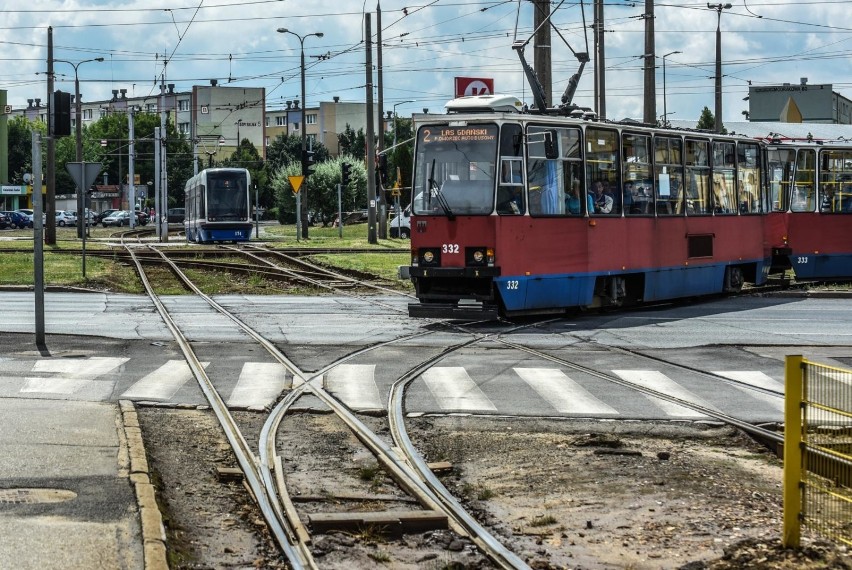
xmin=669 ymin=120 xmax=852 ymax=145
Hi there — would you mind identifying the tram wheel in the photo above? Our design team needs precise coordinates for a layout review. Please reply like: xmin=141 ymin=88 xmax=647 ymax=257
xmin=724 ymin=266 xmax=744 ymax=292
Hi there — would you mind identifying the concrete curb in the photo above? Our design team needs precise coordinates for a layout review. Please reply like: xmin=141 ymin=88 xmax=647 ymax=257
xmin=119 ymin=399 xmax=169 ymax=570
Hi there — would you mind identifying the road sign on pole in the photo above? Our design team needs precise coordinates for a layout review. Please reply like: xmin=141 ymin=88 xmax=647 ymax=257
xmin=288 ymin=175 xmax=304 ymax=194
xmin=65 ymin=162 xmax=103 ymax=191
xmin=65 ymin=162 xmax=102 ymax=280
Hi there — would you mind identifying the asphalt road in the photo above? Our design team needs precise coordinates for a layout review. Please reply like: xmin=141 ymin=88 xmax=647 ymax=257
xmin=1 ymin=291 xmax=850 ymax=424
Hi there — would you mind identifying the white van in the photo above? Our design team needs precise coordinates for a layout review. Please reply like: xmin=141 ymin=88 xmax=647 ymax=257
xmin=388 ymin=205 xmax=411 ymax=239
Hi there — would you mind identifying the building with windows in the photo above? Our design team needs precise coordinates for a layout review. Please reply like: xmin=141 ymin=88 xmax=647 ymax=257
xmin=265 ymin=98 xmax=380 ymax=155
xmin=747 ymin=80 xmax=852 ymax=124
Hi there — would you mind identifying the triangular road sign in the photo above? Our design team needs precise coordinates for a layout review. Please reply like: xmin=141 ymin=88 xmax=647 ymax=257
xmin=288 ymin=175 xmax=304 ymax=193
xmin=65 ymin=162 xmax=103 ymax=191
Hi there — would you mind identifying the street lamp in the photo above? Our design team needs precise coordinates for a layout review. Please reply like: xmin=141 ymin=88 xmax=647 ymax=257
xmin=660 ymin=51 xmax=681 ymax=128
xmin=708 ymin=3 xmax=731 ymax=133
xmin=392 ymin=100 xmax=413 ymax=149
xmin=54 ymin=56 xmax=104 ymax=237
xmin=277 ymin=27 xmax=323 ymax=239
xmin=54 ymin=57 xmax=105 ymax=162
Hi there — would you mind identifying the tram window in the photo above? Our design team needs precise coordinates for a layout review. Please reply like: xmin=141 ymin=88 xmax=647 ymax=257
xmin=586 ymin=128 xmax=620 ymax=216
xmin=684 ymin=139 xmax=711 ymax=215
xmin=623 ymin=133 xmax=653 ymax=215
xmin=737 ymin=142 xmax=761 ymax=214
xmin=712 ymin=142 xmax=737 ymax=214
xmin=819 ymin=150 xmax=852 ymax=213
xmin=792 ymin=149 xmax=816 ymax=212
xmin=654 ymin=136 xmax=684 ymax=215
xmin=527 ymin=125 xmax=582 ymax=216
xmin=767 ymin=148 xmax=796 ymax=211
xmin=412 ymin=123 xmax=498 ymax=216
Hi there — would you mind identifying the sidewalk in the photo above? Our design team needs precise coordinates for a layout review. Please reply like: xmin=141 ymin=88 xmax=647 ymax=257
xmin=0 ymin=397 xmax=165 ymax=570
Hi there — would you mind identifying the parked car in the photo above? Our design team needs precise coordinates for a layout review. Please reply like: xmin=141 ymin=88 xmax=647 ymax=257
xmin=1 ymin=211 xmax=31 ymax=229
xmin=79 ymin=209 xmax=97 ymax=226
xmin=332 ymin=210 xmax=369 ymax=227
xmin=167 ymin=208 xmax=185 ymax=224
xmin=388 ymin=205 xmax=411 ymax=239
xmin=0 ymin=212 xmax=8 ymax=230
xmin=55 ymin=210 xmax=77 ymax=226
xmin=96 ymin=209 xmax=119 ymax=225
xmin=101 ymin=210 xmax=132 ymax=227
xmin=16 ymin=208 xmax=45 ymax=225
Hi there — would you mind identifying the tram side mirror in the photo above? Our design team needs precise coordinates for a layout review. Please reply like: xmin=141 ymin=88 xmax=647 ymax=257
xmin=544 ymin=131 xmax=558 ymax=159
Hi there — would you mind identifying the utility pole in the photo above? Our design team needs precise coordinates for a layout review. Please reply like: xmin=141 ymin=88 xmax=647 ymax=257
xmin=154 ymin=126 xmax=161 ymax=240
xmin=32 ymin=132 xmax=45 ymax=346
xmin=376 ymin=2 xmax=387 ymax=238
xmin=709 ymin=3 xmax=731 ymax=133
xmin=593 ymin=0 xmax=606 ymax=119
xmin=534 ymin=0 xmax=552 ymax=107
xmin=45 ymin=27 xmax=56 ymax=246
xmin=365 ymin=13 xmax=377 ymax=245
xmin=159 ymin=78 xmax=169 ymax=241
xmin=643 ymin=0 xmax=656 ymax=124
xmin=128 ymin=109 xmax=136 ymax=228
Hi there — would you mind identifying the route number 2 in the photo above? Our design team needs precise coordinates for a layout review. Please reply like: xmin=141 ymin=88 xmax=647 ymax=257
xmin=442 ymin=243 xmax=459 ymax=254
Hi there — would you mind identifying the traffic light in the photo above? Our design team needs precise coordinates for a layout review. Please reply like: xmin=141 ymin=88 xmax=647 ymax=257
xmin=51 ymin=90 xmax=72 ymax=138
xmin=341 ymin=162 xmax=351 ymax=186
xmin=378 ymin=154 xmax=389 ymax=185
xmin=301 ymin=149 xmax=316 ymax=177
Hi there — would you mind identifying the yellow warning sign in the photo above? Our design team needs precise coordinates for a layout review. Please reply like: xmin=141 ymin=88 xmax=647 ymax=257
xmin=391 ymin=187 xmax=401 ymax=197
xmin=288 ymin=175 xmax=304 ymax=193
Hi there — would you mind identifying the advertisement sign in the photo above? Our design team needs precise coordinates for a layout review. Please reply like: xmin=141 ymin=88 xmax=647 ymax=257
xmin=454 ymin=77 xmax=494 ymax=98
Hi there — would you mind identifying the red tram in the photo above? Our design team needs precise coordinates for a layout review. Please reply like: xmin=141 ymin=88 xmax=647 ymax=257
xmin=402 ymin=96 xmax=852 ymax=319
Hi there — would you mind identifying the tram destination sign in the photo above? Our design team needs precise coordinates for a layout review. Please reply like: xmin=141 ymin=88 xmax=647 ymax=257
xmin=421 ymin=125 xmax=497 ymax=144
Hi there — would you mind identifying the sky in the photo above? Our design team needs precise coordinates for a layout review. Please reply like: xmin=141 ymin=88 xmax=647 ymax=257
xmin=2 ymin=0 xmax=851 ymax=127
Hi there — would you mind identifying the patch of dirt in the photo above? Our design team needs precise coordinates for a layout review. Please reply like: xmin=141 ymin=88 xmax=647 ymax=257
xmin=138 ymin=407 xmax=851 ymax=569
xmin=409 ymin=416 xmax=852 ymax=570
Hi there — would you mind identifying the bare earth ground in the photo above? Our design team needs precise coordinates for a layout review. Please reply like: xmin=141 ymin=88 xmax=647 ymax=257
xmin=137 ymin=407 xmax=851 ymax=569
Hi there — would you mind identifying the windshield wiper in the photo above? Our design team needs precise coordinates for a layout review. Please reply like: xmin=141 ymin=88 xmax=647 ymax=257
xmin=428 ymin=158 xmax=455 ymax=219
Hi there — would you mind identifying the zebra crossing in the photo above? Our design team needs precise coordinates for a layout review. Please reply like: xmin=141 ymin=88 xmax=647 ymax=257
xmin=0 ymin=358 xmax=786 ymax=420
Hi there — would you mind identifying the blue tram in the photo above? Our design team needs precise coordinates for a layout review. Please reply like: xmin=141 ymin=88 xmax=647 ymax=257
xmin=184 ymin=168 xmax=252 ymax=243
xmin=401 ymin=96 xmax=852 ymax=319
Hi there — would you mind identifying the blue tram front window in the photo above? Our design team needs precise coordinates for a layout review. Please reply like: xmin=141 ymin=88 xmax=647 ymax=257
xmin=206 ymin=171 xmax=249 ymax=221
xmin=412 ymin=123 xmax=498 ymax=216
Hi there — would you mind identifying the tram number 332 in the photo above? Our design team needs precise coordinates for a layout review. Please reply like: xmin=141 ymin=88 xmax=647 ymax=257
xmin=442 ymin=244 xmax=460 ymax=254
xmin=505 ymin=280 xmax=519 ymax=290
xmin=797 ymin=256 xmax=809 ymax=264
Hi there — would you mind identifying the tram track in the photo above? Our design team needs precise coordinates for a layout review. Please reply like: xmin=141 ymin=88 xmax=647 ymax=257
xmin=125 ymin=240 xmax=537 ymax=569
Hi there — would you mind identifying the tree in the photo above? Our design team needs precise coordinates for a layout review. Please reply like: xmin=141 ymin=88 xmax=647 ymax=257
xmin=337 ymin=124 xmax=366 ymax=160
xmin=83 ymin=112 xmax=194 ymax=208
xmin=271 ymin=155 xmax=366 ymax=227
xmin=265 ymin=133 xmax=329 ymax=173
xmin=6 ymin=116 xmax=45 ymax=184
xmin=222 ymin=138 xmax=272 ymax=213
xmin=696 ymin=106 xmax=725 ymax=133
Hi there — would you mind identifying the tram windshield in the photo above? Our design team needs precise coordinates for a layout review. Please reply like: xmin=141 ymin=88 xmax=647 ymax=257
xmin=412 ymin=124 xmax=498 ymax=216
xmin=206 ymin=170 xmax=249 ymax=221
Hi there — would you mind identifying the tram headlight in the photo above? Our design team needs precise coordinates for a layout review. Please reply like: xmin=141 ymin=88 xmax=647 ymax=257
xmin=423 ymin=251 xmax=434 ymax=263
xmin=472 ymin=250 xmax=484 ymax=263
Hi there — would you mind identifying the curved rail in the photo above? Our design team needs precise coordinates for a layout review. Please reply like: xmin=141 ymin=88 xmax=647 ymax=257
xmin=126 ymin=245 xmax=315 ymax=569
xmin=145 ymin=245 xmax=531 ymax=567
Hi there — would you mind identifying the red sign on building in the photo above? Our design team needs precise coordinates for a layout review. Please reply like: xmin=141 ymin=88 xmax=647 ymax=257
xmin=454 ymin=77 xmax=495 ymax=98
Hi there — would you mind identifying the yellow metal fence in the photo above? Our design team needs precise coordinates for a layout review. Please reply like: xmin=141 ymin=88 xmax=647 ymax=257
xmin=784 ymin=355 xmax=852 ymax=547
